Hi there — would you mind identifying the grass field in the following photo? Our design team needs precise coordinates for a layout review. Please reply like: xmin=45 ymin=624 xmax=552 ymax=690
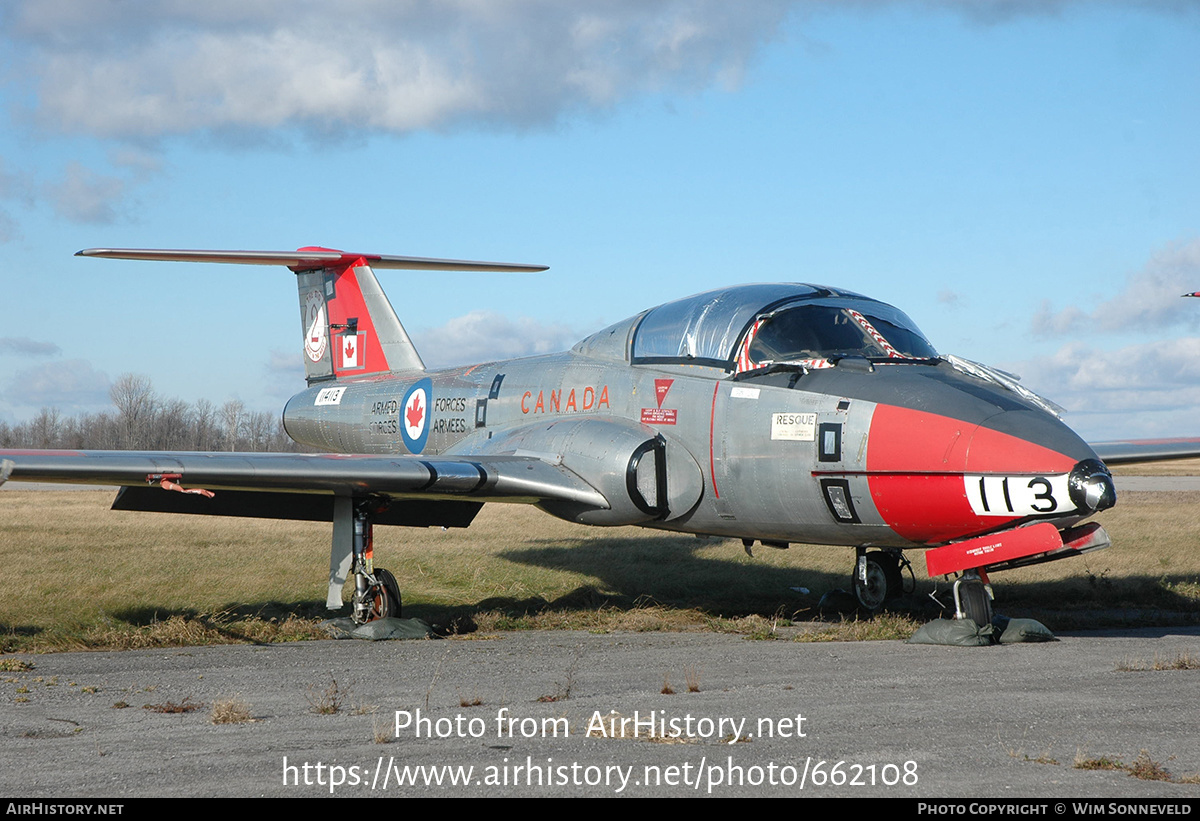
xmin=0 ymin=483 xmax=1197 ymax=652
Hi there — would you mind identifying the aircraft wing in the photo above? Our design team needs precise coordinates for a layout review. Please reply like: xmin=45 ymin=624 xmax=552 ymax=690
xmin=1089 ymin=438 xmax=1200 ymax=466
xmin=0 ymin=449 xmax=608 ymax=526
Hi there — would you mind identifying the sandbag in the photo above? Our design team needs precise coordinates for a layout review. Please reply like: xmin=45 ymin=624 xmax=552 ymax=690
xmin=996 ymin=616 xmax=1057 ymax=644
xmin=320 ymin=616 xmax=436 ymax=640
xmin=906 ymin=618 xmax=996 ymax=646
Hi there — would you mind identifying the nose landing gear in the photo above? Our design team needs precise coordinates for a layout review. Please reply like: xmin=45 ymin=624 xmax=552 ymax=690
xmin=952 ymin=569 xmax=993 ymax=629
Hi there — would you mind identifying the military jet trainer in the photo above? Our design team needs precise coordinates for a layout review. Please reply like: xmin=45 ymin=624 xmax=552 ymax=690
xmin=6 ymin=247 xmax=1186 ymax=628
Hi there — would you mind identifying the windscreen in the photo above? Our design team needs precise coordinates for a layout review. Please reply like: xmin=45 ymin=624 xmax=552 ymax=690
xmin=744 ymin=301 xmax=937 ymax=365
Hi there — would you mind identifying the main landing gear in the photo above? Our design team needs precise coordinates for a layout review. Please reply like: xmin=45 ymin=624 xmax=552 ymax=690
xmin=850 ymin=547 xmax=911 ymax=611
xmin=326 ymin=498 xmax=401 ymax=624
xmin=350 ymin=508 xmax=402 ymax=624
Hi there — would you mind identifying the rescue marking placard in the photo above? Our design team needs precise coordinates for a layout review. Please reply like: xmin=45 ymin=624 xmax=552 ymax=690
xmin=771 ymin=412 xmax=817 ymax=441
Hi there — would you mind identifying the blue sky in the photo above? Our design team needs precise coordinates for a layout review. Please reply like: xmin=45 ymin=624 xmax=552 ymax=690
xmin=1 ymin=1 xmax=1197 ymax=440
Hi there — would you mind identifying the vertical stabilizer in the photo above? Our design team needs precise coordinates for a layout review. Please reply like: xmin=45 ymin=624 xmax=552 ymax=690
xmin=295 ymin=249 xmax=425 ymax=384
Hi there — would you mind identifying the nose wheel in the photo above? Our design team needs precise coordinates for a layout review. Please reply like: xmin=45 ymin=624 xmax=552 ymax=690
xmin=851 ymin=548 xmax=906 ymax=611
xmin=953 ymin=570 xmax=993 ymax=628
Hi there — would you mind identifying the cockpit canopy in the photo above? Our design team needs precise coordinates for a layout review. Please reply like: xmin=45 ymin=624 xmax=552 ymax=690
xmin=572 ymin=283 xmax=936 ymax=371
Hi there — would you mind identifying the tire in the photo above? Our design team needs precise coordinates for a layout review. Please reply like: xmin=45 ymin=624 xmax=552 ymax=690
xmin=355 ymin=568 xmax=402 ymax=623
xmin=377 ymin=567 xmax=402 ymax=619
xmin=959 ymin=580 xmax=993 ymax=628
xmin=852 ymin=552 xmax=901 ymax=611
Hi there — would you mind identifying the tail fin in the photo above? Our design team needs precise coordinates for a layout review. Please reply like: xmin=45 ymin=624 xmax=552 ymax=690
xmin=77 ymin=247 xmax=548 ymax=384
xmin=296 ymin=249 xmax=424 ymax=382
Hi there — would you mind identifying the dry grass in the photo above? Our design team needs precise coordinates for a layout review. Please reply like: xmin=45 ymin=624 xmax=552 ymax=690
xmin=0 ymin=487 xmax=1196 ymax=652
xmin=538 ymin=646 xmax=583 ymax=703
xmin=1128 ymin=750 xmax=1174 ymax=782
xmin=794 ymin=613 xmax=923 ymax=642
xmin=1025 ymin=754 xmax=1060 ymax=765
xmin=1007 ymin=741 xmax=1060 ymax=766
xmin=1115 ymin=650 xmax=1199 ymax=671
xmin=143 ymin=697 xmax=203 ymax=714
xmin=307 ymin=675 xmax=349 ymax=715
xmin=1074 ymin=752 xmax=1125 ymax=771
xmin=1074 ymin=748 xmax=1185 ymax=783
xmin=210 ymin=697 xmax=253 ymax=724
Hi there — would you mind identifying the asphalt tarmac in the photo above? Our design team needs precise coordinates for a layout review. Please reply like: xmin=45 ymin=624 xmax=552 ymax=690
xmin=1 ymin=626 xmax=1198 ymax=798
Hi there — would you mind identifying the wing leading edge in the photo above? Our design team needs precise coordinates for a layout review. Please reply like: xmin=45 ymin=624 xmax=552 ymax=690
xmin=0 ymin=449 xmax=607 ymax=515
xmin=1089 ymin=438 xmax=1200 ymax=466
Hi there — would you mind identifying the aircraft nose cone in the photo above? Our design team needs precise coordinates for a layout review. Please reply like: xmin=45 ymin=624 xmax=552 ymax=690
xmin=865 ymin=403 xmax=1108 ymax=544
xmin=962 ymin=409 xmax=1094 ymax=474
xmin=1069 ymin=458 xmax=1116 ymax=512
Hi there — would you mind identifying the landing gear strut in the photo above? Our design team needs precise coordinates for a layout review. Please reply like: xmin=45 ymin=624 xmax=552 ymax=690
xmin=851 ymin=547 xmax=908 ymax=611
xmin=349 ymin=505 xmax=401 ymax=624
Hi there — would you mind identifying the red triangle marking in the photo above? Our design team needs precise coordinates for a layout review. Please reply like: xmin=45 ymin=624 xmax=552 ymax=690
xmin=654 ymin=378 xmax=674 ymax=408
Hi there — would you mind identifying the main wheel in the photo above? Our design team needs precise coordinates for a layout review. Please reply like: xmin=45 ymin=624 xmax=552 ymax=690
xmin=852 ymin=552 xmax=902 ymax=611
xmin=377 ymin=568 xmax=402 ymax=619
xmin=356 ymin=568 xmax=402 ymax=623
xmin=958 ymin=580 xmax=993 ymax=628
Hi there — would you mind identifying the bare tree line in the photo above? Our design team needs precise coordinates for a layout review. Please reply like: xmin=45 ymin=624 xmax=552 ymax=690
xmin=0 ymin=373 xmax=308 ymax=452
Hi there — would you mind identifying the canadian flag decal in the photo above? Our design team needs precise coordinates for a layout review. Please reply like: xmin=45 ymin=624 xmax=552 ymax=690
xmin=342 ymin=334 xmax=358 ymax=368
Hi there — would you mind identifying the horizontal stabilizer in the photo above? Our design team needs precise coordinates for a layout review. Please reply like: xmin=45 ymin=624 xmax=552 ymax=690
xmin=77 ymin=248 xmax=549 ymax=273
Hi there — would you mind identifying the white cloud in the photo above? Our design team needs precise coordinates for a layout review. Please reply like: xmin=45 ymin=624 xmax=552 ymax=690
xmin=1008 ymin=337 xmax=1200 ymax=439
xmin=263 ymin=348 xmax=305 ymax=399
xmin=6 ymin=2 xmax=1196 ymax=143
xmin=6 ymin=1 xmax=792 ymax=139
xmin=0 ymin=156 xmax=35 ymax=242
xmin=412 ymin=310 xmax=580 ymax=369
xmin=0 ymin=338 xmax=62 ymax=357
xmin=937 ymin=288 xmax=964 ymax=308
xmin=45 ymin=162 xmax=128 ymax=224
xmin=1033 ymin=239 xmax=1200 ymax=337
xmin=109 ymin=146 xmax=165 ymax=179
xmin=3 ymin=359 xmax=111 ymax=411
xmin=0 ymin=210 xmax=18 ymax=244
xmin=0 ymin=157 xmax=33 ymax=203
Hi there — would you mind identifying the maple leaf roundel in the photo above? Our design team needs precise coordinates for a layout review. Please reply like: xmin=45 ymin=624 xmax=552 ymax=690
xmin=400 ymin=378 xmax=433 ymax=454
